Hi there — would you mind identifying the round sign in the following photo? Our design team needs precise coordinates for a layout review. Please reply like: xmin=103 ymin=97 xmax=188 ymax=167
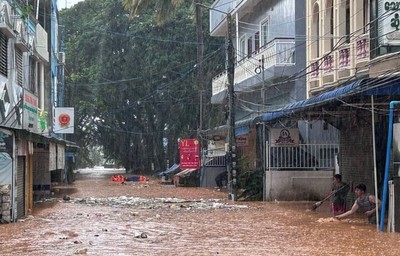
xmin=59 ymin=113 xmax=70 ymax=127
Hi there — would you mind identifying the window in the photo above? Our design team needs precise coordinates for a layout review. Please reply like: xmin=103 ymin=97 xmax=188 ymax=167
xmin=0 ymin=32 xmax=7 ymax=77
xmin=29 ymin=58 xmax=38 ymax=93
xmin=311 ymin=3 xmax=320 ymax=58
xmin=345 ymin=0 xmax=350 ymax=43
xmin=239 ymin=35 xmax=246 ymax=60
xmin=363 ymin=0 xmax=369 ymax=34
xmin=255 ymin=32 xmax=260 ymax=52
xmin=16 ymin=48 xmax=23 ymax=86
xmin=247 ymin=36 xmax=253 ymax=57
xmin=261 ymin=17 xmax=270 ymax=46
xmin=330 ymin=0 xmax=334 ymax=50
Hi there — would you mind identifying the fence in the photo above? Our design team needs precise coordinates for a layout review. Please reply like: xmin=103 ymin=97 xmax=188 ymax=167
xmin=267 ymin=143 xmax=339 ymax=170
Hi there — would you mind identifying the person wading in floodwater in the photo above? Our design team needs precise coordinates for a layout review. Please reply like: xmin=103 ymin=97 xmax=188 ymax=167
xmin=335 ymin=183 xmax=381 ymax=224
xmin=330 ymin=174 xmax=349 ymax=216
xmin=215 ymin=171 xmax=227 ymax=189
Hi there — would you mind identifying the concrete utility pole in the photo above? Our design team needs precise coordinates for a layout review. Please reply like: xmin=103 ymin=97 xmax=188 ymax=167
xmin=196 ymin=3 xmax=237 ymax=200
xmin=226 ymin=13 xmax=237 ymax=201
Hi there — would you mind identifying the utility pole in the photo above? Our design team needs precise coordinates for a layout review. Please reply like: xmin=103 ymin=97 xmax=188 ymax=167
xmin=195 ymin=3 xmax=236 ymax=200
xmin=226 ymin=13 xmax=237 ymax=201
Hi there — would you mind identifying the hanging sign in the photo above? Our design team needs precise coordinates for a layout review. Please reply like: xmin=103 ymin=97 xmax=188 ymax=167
xmin=379 ymin=1 xmax=400 ymax=45
xmin=179 ymin=139 xmax=200 ymax=169
xmin=270 ymin=128 xmax=299 ymax=146
xmin=53 ymin=107 xmax=74 ymax=134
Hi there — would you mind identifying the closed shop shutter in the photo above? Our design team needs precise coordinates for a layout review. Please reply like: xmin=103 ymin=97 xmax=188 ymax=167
xmin=16 ymin=156 xmax=25 ymax=219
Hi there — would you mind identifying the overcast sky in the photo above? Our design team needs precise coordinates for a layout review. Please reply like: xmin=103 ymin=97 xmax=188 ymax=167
xmin=57 ymin=0 xmax=84 ymax=10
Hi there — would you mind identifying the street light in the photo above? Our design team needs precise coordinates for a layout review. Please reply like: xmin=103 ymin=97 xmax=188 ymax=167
xmin=196 ymin=3 xmax=237 ymax=200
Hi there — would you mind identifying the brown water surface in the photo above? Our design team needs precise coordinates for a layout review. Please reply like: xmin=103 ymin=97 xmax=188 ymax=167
xmin=0 ymin=167 xmax=399 ymax=256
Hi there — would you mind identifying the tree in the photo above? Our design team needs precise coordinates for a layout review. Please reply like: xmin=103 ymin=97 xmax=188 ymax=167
xmin=61 ymin=0 xmax=225 ymax=173
xmin=123 ymin=0 xmax=208 ymax=132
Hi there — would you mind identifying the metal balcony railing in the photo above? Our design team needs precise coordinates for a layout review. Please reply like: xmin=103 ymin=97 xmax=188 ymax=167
xmin=212 ymin=37 xmax=295 ymax=96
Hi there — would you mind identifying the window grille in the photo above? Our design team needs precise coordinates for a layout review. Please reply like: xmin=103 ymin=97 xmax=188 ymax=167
xmin=16 ymin=48 xmax=23 ymax=86
xmin=0 ymin=32 xmax=8 ymax=77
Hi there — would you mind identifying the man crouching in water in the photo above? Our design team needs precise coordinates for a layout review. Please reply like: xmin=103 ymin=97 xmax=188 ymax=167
xmin=335 ymin=183 xmax=381 ymax=224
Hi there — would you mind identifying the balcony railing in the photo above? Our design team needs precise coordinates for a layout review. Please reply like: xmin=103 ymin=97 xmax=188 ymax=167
xmin=235 ymin=38 xmax=295 ymax=85
xmin=309 ymin=59 xmax=319 ymax=80
xmin=0 ymin=1 xmax=15 ymax=38
xmin=338 ymin=45 xmax=351 ymax=68
xmin=308 ymin=33 xmax=370 ymax=90
xmin=212 ymin=72 xmax=228 ymax=96
xmin=355 ymin=33 xmax=369 ymax=64
xmin=212 ymin=37 xmax=295 ymax=97
xmin=322 ymin=54 xmax=334 ymax=75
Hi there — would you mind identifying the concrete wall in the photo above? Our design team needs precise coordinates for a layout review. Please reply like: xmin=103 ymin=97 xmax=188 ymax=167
xmin=265 ymin=170 xmax=333 ymax=201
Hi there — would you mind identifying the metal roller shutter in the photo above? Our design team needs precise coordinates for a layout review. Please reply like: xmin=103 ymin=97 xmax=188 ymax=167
xmin=16 ymin=156 xmax=25 ymax=219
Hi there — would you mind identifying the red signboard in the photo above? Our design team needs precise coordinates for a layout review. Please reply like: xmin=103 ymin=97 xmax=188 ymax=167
xmin=179 ymin=139 xmax=200 ymax=169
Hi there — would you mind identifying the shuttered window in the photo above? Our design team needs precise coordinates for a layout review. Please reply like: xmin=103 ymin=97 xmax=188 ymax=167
xmin=16 ymin=48 xmax=23 ymax=86
xmin=29 ymin=58 xmax=37 ymax=93
xmin=0 ymin=32 xmax=8 ymax=77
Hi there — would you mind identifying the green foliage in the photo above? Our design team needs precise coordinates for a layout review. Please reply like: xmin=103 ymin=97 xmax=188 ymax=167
xmin=61 ymin=0 xmax=224 ymax=173
xmin=238 ymin=168 xmax=264 ymax=201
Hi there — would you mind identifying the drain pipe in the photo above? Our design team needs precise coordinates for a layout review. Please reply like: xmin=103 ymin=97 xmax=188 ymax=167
xmin=380 ymin=101 xmax=400 ymax=232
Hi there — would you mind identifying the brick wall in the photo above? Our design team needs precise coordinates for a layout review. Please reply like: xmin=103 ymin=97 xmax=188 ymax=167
xmin=339 ymin=118 xmax=377 ymax=206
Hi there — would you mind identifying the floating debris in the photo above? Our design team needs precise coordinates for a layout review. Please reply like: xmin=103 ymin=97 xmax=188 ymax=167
xmin=61 ymin=196 xmax=249 ymax=211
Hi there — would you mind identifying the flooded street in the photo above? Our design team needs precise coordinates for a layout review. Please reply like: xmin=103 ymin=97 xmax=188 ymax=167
xmin=1 ymin=168 xmax=400 ymax=255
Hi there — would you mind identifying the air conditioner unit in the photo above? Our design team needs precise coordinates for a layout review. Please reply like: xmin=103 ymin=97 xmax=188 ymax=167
xmin=58 ymin=52 xmax=65 ymax=64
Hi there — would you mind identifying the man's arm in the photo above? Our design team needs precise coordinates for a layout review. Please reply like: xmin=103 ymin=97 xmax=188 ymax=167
xmin=335 ymin=201 xmax=359 ymax=220
xmin=365 ymin=195 xmax=381 ymax=217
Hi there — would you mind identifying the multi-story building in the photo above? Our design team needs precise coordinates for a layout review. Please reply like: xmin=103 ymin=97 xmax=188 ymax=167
xmin=249 ymin=0 xmax=400 ymax=206
xmin=303 ymin=0 xmax=400 ymax=213
xmin=206 ymin=0 xmax=400 ymax=202
xmin=204 ymin=0 xmax=341 ymax=197
xmin=0 ymin=0 xmax=67 ymax=222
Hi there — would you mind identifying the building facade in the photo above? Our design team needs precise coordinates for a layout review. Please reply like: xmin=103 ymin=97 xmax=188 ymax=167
xmin=206 ymin=0 xmax=338 ymax=198
xmin=303 ymin=0 xmax=400 ymax=209
xmin=0 ymin=0 xmax=67 ymax=222
xmin=207 ymin=0 xmax=400 ymax=202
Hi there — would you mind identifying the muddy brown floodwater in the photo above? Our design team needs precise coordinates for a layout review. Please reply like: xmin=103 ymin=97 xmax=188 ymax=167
xmin=1 ymin=167 xmax=400 ymax=256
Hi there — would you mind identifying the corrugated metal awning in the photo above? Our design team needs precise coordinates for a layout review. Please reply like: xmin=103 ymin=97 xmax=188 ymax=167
xmin=262 ymin=76 xmax=400 ymax=123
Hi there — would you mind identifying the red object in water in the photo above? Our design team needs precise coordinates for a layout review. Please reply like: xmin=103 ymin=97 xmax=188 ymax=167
xmin=111 ymin=175 xmax=125 ymax=182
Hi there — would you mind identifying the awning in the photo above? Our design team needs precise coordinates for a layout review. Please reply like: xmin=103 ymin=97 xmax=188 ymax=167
xmin=175 ymin=168 xmax=197 ymax=177
xmin=262 ymin=76 xmax=400 ymax=122
xmin=157 ymin=163 xmax=180 ymax=176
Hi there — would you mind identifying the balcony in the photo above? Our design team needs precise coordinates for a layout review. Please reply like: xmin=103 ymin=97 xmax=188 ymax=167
xmin=337 ymin=44 xmax=351 ymax=79
xmin=308 ymin=33 xmax=370 ymax=92
xmin=235 ymin=38 xmax=295 ymax=85
xmin=322 ymin=54 xmax=334 ymax=84
xmin=13 ymin=17 xmax=29 ymax=52
xmin=212 ymin=38 xmax=295 ymax=100
xmin=308 ymin=58 xmax=320 ymax=89
xmin=0 ymin=1 xmax=15 ymax=38
xmin=354 ymin=33 xmax=369 ymax=67
xmin=212 ymin=72 xmax=228 ymax=97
